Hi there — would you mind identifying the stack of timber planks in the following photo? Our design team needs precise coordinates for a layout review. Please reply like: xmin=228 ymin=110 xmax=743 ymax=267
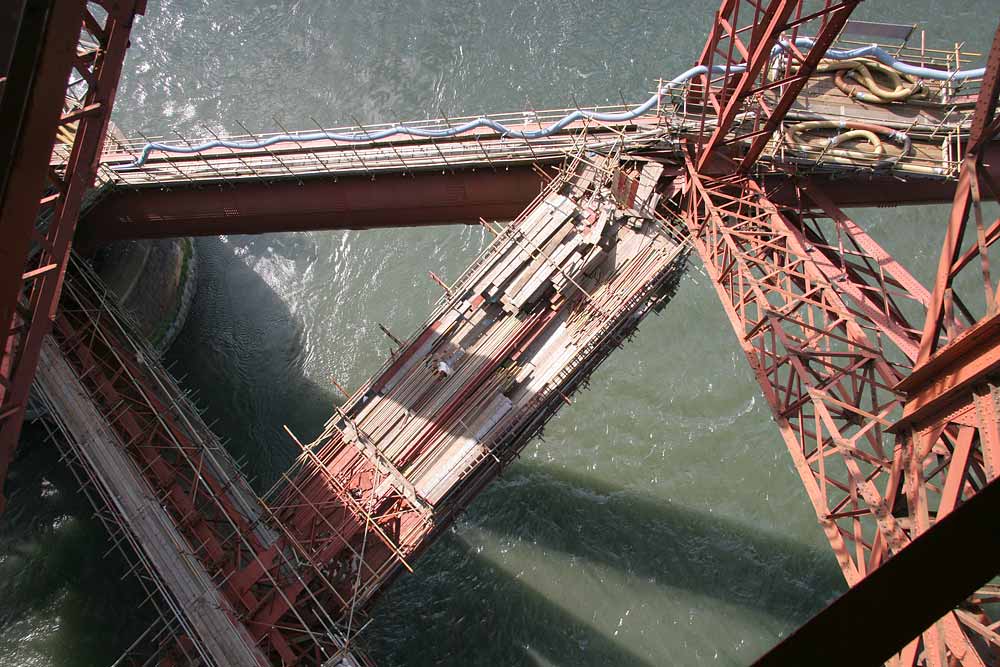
xmin=303 ymin=155 xmax=687 ymax=530
xmin=264 ymin=156 xmax=690 ymax=625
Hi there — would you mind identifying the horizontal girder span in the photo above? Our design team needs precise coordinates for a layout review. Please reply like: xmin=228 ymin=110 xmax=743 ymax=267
xmin=78 ymin=45 xmax=993 ymax=243
xmin=78 ymin=150 xmax=1000 ymax=243
xmin=79 ymin=166 xmax=553 ymax=242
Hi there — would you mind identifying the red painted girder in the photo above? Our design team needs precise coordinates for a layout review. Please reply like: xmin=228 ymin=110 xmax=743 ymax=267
xmin=968 ymin=20 xmax=1000 ymax=155
xmin=916 ymin=158 xmax=982 ymax=362
xmin=682 ymin=166 xmax=906 ymax=582
xmin=898 ymin=311 xmax=1000 ymax=426
xmin=753 ymin=473 xmax=1000 ymax=667
xmin=0 ymin=0 xmax=144 ymax=514
xmin=0 ymin=0 xmax=86 ymax=513
xmin=100 ymin=116 xmax=656 ymax=172
xmin=247 ymin=308 xmax=557 ymax=640
xmin=789 ymin=185 xmax=1000 ymax=665
xmin=761 ymin=150 xmax=1000 ymax=208
xmin=794 ymin=179 xmax=932 ymax=362
xmin=79 ymin=152 xmax=1000 ymax=245
xmin=891 ymin=323 xmax=1000 ymax=662
xmin=891 ymin=41 xmax=1000 ymax=662
xmin=52 ymin=270 xmax=277 ymax=664
xmin=738 ymin=1 xmax=860 ymax=171
xmin=79 ymin=166 xmax=551 ymax=242
xmin=695 ymin=0 xmax=799 ymax=171
xmin=692 ymin=0 xmax=863 ymax=173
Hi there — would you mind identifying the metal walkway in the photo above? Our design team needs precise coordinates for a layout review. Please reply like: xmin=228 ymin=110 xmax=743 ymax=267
xmin=73 ymin=66 xmax=998 ymax=244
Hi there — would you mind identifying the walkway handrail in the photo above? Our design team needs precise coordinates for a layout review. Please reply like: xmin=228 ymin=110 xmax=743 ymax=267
xmin=113 ymin=38 xmax=988 ymax=170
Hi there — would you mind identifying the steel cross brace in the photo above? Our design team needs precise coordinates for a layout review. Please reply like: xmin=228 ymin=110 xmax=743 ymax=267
xmin=753 ymin=472 xmax=1000 ymax=667
xmin=884 ymin=21 xmax=1000 ymax=665
xmin=51 ymin=267 xmax=280 ymax=664
xmin=790 ymin=179 xmax=933 ymax=362
xmin=917 ymin=21 xmax=1000 ymax=362
xmin=685 ymin=3 xmax=996 ymax=660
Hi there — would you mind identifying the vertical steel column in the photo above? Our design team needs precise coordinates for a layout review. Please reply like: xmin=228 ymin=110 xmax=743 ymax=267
xmin=680 ymin=8 xmax=1000 ymax=663
xmin=0 ymin=0 xmax=83 ymax=513
xmin=917 ymin=21 xmax=1000 ymax=362
xmin=0 ymin=0 xmax=144 ymax=513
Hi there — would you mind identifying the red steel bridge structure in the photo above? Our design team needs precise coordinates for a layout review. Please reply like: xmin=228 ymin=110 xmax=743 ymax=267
xmin=2 ymin=1 xmax=1000 ymax=665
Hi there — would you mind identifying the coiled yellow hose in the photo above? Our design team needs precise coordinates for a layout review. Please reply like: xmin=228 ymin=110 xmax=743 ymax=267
xmin=783 ymin=119 xmax=913 ymax=169
xmin=817 ymin=58 xmax=925 ymax=104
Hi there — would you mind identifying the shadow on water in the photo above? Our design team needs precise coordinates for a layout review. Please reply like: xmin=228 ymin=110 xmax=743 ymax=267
xmin=474 ymin=464 xmax=845 ymax=622
xmin=151 ymin=232 xmax=842 ymax=667
xmin=0 ymin=234 xmax=340 ymax=665
xmin=2 ymin=229 xmax=842 ymax=666
xmin=0 ymin=425 xmax=149 ymax=666
xmin=140 ymin=230 xmax=839 ymax=667
xmin=167 ymin=230 xmax=639 ymax=486
xmin=366 ymin=462 xmax=844 ymax=667
xmin=164 ymin=235 xmax=344 ymax=493
xmin=366 ymin=530 xmax=660 ymax=667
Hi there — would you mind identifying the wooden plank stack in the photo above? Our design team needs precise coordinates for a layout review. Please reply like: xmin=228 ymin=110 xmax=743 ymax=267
xmin=266 ymin=155 xmax=690 ymax=621
xmin=312 ymin=156 xmax=686 ymax=510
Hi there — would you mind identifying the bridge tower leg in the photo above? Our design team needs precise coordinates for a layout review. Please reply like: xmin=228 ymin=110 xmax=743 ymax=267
xmin=688 ymin=0 xmax=858 ymax=171
xmin=678 ymin=167 xmax=991 ymax=665
xmin=735 ymin=22 xmax=1000 ymax=665
xmin=679 ymin=1 xmax=1000 ymax=663
xmin=890 ymin=20 xmax=1000 ymax=665
xmin=0 ymin=0 xmax=144 ymax=513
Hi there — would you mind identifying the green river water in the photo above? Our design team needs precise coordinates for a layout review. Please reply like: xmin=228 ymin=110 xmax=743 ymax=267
xmin=1 ymin=1 xmax=998 ymax=665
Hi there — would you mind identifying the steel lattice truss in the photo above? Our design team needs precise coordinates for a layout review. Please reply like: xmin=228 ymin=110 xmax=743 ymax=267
xmin=0 ymin=0 xmax=143 ymax=512
xmin=917 ymin=24 xmax=1000 ymax=362
xmin=678 ymin=169 xmax=998 ymax=664
xmin=689 ymin=0 xmax=858 ymax=171
xmin=890 ymin=21 xmax=1000 ymax=667
xmin=50 ymin=260 xmax=378 ymax=666
xmin=234 ymin=434 xmax=426 ymax=665
xmin=53 ymin=267 xmax=271 ymax=665
xmin=681 ymin=169 xmax=910 ymax=581
xmin=2 ymin=0 xmax=998 ymax=664
xmin=679 ymin=2 xmax=1000 ymax=664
